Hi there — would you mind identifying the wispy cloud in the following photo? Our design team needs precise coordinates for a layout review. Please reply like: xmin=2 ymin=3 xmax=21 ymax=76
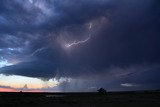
xmin=121 ymin=83 xmax=140 ymax=87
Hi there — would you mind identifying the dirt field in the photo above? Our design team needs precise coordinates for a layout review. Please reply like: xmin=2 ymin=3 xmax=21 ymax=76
xmin=0 ymin=91 xmax=160 ymax=107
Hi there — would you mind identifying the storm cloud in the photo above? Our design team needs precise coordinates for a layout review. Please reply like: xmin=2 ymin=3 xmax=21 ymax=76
xmin=0 ymin=0 xmax=160 ymax=91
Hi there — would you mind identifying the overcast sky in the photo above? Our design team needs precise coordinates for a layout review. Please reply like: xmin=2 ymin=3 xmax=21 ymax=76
xmin=0 ymin=0 xmax=160 ymax=92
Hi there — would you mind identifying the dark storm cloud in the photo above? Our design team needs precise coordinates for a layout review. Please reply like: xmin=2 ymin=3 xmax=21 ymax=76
xmin=0 ymin=0 xmax=112 ymax=77
xmin=0 ymin=0 xmax=110 ymax=33
xmin=0 ymin=0 xmax=160 ymax=91
xmin=0 ymin=60 xmax=55 ymax=78
xmin=70 ymin=0 xmax=160 ymax=69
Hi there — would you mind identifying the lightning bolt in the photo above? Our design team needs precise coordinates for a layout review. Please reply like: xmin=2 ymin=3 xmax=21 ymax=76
xmin=30 ymin=47 xmax=48 ymax=57
xmin=65 ymin=35 xmax=91 ymax=48
xmin=65 ymin=23 xmax=93 ymax=48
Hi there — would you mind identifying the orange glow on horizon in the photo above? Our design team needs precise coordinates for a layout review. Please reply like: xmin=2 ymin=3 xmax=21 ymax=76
xmin=0 ymin=88 xmax=18 ymax=92
xmin=0 ymin=74 xmax=59 ymax=89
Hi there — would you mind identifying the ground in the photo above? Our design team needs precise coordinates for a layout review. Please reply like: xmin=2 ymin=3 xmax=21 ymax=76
xmin=0 ymin=91 xmax=160 ymax=107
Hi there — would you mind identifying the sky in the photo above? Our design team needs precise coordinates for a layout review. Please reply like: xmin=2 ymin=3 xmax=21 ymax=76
xmin=0 ymin=0 xmax=160 ymax=92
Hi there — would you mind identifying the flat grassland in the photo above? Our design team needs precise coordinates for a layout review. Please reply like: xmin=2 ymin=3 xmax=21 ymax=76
xmin=0 ymin=91 xmax=160 ymax=107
